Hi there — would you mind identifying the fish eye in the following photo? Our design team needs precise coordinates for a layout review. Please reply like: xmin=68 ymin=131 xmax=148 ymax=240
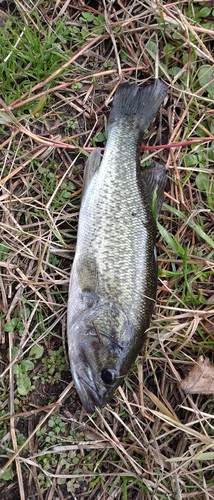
xmin=101 ymin=369 xmax=116 ymax=385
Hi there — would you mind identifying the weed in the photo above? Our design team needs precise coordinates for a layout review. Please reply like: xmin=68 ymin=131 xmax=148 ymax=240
xmin=40 ymin=346 xmax=66 ymax=384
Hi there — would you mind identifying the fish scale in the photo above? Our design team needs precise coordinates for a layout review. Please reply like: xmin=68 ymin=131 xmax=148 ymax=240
xmin=67 ymin=80 xmax=168 ymax=412
xmin=79 ymin=137 xmax=150 ymax=314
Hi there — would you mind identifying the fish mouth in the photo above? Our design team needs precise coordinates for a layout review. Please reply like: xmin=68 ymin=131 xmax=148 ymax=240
xmin=72 ymin=365 xmax=107 ymax=413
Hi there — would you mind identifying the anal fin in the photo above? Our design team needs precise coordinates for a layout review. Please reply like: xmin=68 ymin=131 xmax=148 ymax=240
xmin=82 ymin=148 xmax=101 ymax=197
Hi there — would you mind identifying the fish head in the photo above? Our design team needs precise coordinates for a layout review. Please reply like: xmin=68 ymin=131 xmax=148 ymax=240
xmin=68 ymin=291 xmax=132 ymax=413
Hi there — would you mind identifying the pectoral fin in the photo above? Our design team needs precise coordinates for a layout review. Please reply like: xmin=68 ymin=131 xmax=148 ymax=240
xmin=141 ymin=162 xmax=166 ymax=219
xmin=82 ymin=148 xmax=101 ymax=197
xmin=76 ymin=255 xmax=98 ymax=292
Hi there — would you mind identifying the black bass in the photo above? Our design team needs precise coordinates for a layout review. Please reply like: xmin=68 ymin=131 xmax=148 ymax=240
xmin=67 ymin=80 xmax=168 ymax=412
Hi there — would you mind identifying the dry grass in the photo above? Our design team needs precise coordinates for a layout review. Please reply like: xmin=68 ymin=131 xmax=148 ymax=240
xmin=0 ymin=0 xmax=214 ymax=499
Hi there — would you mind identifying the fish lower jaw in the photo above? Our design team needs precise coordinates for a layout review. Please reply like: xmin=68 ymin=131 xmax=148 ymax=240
xmin=71 ymin=368 xmax=105 ymax=413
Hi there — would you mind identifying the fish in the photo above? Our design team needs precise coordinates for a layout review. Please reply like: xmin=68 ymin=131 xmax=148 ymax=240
xmin=67 ymin=80 xmax=168 ymax=413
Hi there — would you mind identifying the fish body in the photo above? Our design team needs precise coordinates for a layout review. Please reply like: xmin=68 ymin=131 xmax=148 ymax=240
xmin=67 ymin=80 xmax=168 ymax=412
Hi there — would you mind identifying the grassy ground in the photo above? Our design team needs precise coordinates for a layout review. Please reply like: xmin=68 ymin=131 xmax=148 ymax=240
xmin=0 ymin=0 xmax=213 ymax=499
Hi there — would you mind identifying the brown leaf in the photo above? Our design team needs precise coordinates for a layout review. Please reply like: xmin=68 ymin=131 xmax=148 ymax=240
xmin=180 ymin=356 xmax=214 ymax=395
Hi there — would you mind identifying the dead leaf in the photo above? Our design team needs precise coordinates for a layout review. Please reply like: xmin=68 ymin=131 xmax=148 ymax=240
xmin=180 ymin=356 xmax=214 ymax=394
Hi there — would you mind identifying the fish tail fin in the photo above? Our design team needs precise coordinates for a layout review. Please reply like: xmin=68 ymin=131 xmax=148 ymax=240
xmin=109 ymin=80 xmax=168 ymax=134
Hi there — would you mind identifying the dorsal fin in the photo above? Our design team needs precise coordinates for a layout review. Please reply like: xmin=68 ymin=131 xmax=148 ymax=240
xmin=141 ymin=162 xmax=166 ymax=218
